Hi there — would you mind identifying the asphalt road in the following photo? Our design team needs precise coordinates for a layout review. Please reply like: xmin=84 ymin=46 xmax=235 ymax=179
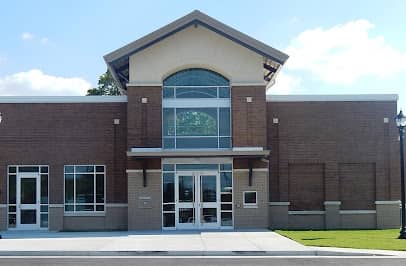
xmin=0 ymin=257 xmax=405 ymax=266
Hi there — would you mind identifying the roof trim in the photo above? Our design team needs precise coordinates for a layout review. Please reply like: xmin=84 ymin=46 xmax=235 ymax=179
xmin=0 ymin=96 xmax=128 ymax=103
xmin=104 ymin=10 xmax=289 ymax=90
xmin=104 ymin=10 xmax=288 ymax=65
xmin=266 ymin=94 xmax=399 ymax=102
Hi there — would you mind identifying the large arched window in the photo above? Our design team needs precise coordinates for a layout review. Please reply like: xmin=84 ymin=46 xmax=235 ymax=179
xmin=162 ymin=68 xmax=231 ymax=149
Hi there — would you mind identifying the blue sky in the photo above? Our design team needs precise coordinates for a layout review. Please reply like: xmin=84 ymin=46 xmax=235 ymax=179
xmin=0 ymin=0 xmax=405 ymax=109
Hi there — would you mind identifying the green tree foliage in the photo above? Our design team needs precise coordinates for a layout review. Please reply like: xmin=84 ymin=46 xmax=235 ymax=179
xmin=87 ymin=70 xmax=121 ymax=96
xmin=176 ymin=109 xmax=217 ymax=136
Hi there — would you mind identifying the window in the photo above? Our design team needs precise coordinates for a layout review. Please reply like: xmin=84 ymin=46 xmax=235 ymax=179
xmin=64 ymin=165 xmax=105 ymax=213
xmin=243 ymin=191 xmax=257 ymax=207
xmin=163 ymin=68 xmax=229 ymax=88
xmin=162 ymin=68 xmax=231 ymax=149
xmin=220 ymin=164 xmax=233 ymax=227
xmin=162 ymin=165 xmax=175 ymax=228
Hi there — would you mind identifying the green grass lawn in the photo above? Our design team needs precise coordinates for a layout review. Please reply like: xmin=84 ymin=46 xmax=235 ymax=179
xmin=277 ymin=229 xmax=406 ymax=251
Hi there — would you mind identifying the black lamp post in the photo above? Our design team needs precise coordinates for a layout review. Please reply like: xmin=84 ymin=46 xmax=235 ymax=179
xmin=395 ymin=110 xmax=406 ymax=239
xmin=0 ymin=112 xmax=2 ymax=239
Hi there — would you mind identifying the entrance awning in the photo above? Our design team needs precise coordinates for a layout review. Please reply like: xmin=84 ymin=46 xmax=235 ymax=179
xmin=127 ymin=147 xmax=269 ymax=188
xmin=127 ymin=147 xmax=270 ymax=158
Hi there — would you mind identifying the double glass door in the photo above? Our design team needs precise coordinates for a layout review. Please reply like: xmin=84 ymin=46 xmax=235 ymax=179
xmin=16 ymin=174 xmax=40 ymax=230
xmin=175 ymin=171 xmax=220 ymax=229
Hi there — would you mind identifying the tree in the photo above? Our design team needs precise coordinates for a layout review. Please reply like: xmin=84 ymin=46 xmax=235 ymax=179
xmin=87 ymin=70 xmax=121 ymax=95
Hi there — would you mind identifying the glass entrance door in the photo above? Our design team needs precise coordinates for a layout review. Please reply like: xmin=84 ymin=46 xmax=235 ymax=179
xmin=175 ymin=172 xmax=220 ymax=229
xmin=16 ymin=174 xmax=40 ymax=230
xmin=199 ymin=174 xmax=220 ymax=229
xmin=176 ymin=174 xmax=196 ymax=229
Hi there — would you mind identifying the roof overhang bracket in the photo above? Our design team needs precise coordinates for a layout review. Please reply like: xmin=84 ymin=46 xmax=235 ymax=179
xmin=263 ymin=63 xmax=278 ymax=82
xmin=142 ymin=159 xmax=147 ymax=187
xmin=248 ymin=159 xmax=253 ymax=187
xmin=117 ymin=71 xmax=129 ymax=83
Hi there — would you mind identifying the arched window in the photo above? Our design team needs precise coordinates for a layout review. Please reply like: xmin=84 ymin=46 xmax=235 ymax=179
xmin=163 ymin=68 xmax=230 ymax=99
xmin=162 ymin=68 xmax=231 ymax=149
xmin=164 ymin=68 xmax=229 ymax=86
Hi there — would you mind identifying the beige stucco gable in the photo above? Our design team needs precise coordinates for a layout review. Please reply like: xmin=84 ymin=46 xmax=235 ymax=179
xmin=129 ymin=25 xmax=265 ymax=85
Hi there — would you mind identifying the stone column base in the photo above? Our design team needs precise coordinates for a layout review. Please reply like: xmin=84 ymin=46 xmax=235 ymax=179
xmin=269 ymin=202 xmax=289 ymax=229
xmin=127 ymin=170 xmax=162 ymax=230
xmin=324 ymin=201 xmax=341 ymax=229
xmin=49 ymin=205 xmax=64 ymax=231
xmin=375 ymin=201 xmax=401 ymax=229
xmin=0 ymin=205 xmax=7 ymax=231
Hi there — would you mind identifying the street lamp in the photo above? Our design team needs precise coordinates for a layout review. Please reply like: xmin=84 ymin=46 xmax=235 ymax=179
xmin=395 ymin=110 xmax=406 ymax=239
xmin=0 ymin=112 xmax=2 ymax=239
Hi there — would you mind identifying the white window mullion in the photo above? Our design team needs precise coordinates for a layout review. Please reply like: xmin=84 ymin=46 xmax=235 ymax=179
xmin=162 ymin=98 xmax=230 ymax=108
xmin=94 ymin=169 xmax=96 ymax=212
xmin=104 ymin=168 xmax=106 ymax=210
xmin=217 ymin=107 xmax=220 ymax=148
xmin=174 ymin=108 xmax=177 ymax=149
xmin=73 ymin=167 xmax=76 ymax=212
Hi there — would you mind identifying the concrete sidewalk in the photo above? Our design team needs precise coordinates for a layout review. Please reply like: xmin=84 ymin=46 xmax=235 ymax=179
xmin=0 ymin=230 xmax=405 ymax=257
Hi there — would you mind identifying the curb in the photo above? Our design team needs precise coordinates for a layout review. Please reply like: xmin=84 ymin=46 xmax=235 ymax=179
xmin=0 ymin=250 xmax=392 ymax=257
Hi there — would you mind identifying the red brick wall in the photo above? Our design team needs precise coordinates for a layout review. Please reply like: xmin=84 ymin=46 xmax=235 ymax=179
xmin=288 ymin=163 xmax=325 ymax=210
xmin=127 ymin=86 xmax=162 ymax=148
xmin=232 ymin=86 xmax=267 ymax=148
xmin=339 ymin=163 xmax=376 ymax=210
xmin=267 ymin=100 xmax=400 ymax=208
xmin=0 ymin=102 xmax=127 ymax=204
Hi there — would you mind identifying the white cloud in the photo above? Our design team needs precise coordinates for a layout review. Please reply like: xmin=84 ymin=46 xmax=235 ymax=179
xmin=0 ymin=55 xmax=5 ymax=65
xmin=40 ymin=37 xmax=49 ymax=45
xmin=0 ymin=69 xmax=91 ymax=96
xmin=285 ymin=19 xmax=406 ymax=84
xmin=21 ymin=32 xmax=50 ymax=45
xmin=289 ymin=17 xmax=300 ymax=25
xmin=21 ymin=32 xmax=35 ymax=40
xmin=268 ymin=71 xmax=301 ymax=95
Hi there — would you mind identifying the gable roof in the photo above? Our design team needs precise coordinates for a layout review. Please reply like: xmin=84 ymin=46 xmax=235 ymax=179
xmin=104 ymin=10 xmax=289 ymax=91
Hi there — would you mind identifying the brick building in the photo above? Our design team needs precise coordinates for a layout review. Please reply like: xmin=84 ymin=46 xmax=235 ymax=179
xmin=0 ymin=10 xmax=402 ymax=231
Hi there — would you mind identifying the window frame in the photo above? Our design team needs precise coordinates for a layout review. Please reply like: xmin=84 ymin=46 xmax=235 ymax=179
xmin=162 ymin=93 xmax=232 ymax=150
xmin=243 ymin=191 xmax=258 ymax=208
xmin=163 ymin=85 xmax=230 ymax=99
xmin=63 ymin=165 xmax=106 ymax=214
xmin=162 ymin=69 xmax=231 ymax=150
